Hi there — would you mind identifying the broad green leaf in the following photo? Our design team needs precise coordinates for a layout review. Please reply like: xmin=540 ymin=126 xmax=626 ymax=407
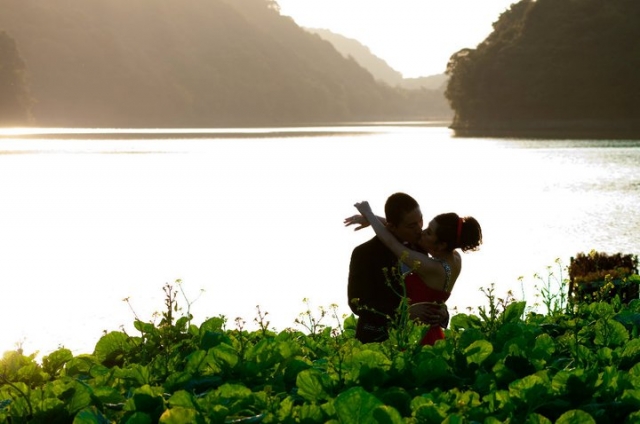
xmin=344 ymin=314 xmax=358 ymax=330
xmin=531 ymin=333 xmax=555 ymax=361
xmin=73 ymin=406 xmax=110 ymax=424
xmin=620 ymin=339 xmax=640 ymax=366
xmin=296 ymin=369 xmax=331 ymax=402
xmin=164 ymin=371 xmax=193 ymax=392
xmin=93 ymin=331 xmax=131 ymax=365
xmin=614 ymin=310 xmax=640 ymax=327
xmin=159 ymin=406 xmax=204 ymax=424
xmin=298 ymin=403 xmax=325 ymax=423
xmin=200 ymin=404 xmax=230 ymax=423
xmin=275 ymin=396 xmax=295 ymax=422
xmin=117 ymin=364 xmax=151 ymax=386
xmin=334 ymin=387 xmax=383 ymax=424
xmin=555 ymin=409 xmax=596 ymax=424
xmin=376 ymin=387 xmax=411 ymax=416
xmin=509 ymin=374 xmax=548 ymax=406
xmin=133 ymin=320 xmax=156 ymax=334
xmin=626 ymin=411 xmax=640 ymax=423
xmin=41 ymin=396 xmax=65 ymax=415
xmin=372 ymin=405 xmax=403 ymax=424
xmin=184 ymin=349 xmax=207 ymax=374
xmin=215 ymin=383 xmax=252 ymax=403
xmin=587 ymin=302 xmax=615 ymax=318
xmin=524 ymin=413 xmax=552 ymax=424
xmin=353 ymin=350 xmax=392 ymax=369
xmin=450 ymin=313 xmax=483 ymax=331
xmin=464 ymin=340 xmax=493 ymax=365
xmin=67 ymin=382 xmax=94 ymax=415
xmin=502 ymin=301 xmax=526 ymax=323
xmin=42 ymin=348 xmax=73 ymax=376
xmin=200 ymin=331 xmax=229 ymax=350
xmin=453 ymin=390 xmax=481 ymax=410
xmin=16 ymin=362 xmax=44 ymax=384
xmin=283 ymin=358 xmax=311 ymax=384
xmin=412 ymin=397 xmax=449 ymax=423
xmin=93 ymin=386 xmax=124 ymax=405
xmin=167 ymin=390 xmax=197 ymax=409
xmin=204 ymin=384 xmax=254 ymax=418
xmin=442 ymin=414 xmax=464 ymax=424
xmin=122 ymin=411 xmax=153 ymax=424
xmin=630 ymin=362 xmax=640 ymax=377
xmin=481 ymin=390 xmax=510 ymax=415
xmin=457 ymin=327 xmax=487 ymax=348
xmin=246 ymin=339 xmax=283 ymax=369
xmin=210 ymin=343 xmax=239 ymax=368
xmin=65 ymin=355 xmax=99 ymax=377
xmin=199 ymin=316 xmax=226 ymax=333
xmin=413 ymin=356 xmax=451 ymax=385
xmin=594 ymin=319 xmax=629 ymax=347
xmin=621 ymin=389 xmax=640 ymax=409
xmin=124 ymin=385 xmax=165 ymax=414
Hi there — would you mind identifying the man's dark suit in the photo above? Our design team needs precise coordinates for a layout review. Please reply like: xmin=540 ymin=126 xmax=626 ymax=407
xmin=348 ymin=236 xmax=403 ymax=343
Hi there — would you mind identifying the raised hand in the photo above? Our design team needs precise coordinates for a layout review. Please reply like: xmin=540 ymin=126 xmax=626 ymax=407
xmin=343 ymin=213 xmax=370 ymax=231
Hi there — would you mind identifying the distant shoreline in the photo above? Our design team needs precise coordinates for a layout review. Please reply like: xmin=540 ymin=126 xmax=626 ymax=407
xmin=451 ymin=119 xmax=640 ymax=140
xmin=0 ymin=121 xmax=452 ymax=139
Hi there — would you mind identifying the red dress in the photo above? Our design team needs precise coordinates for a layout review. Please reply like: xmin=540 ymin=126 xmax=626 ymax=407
xmin=404 ymin=259 xmax=452 ymax=345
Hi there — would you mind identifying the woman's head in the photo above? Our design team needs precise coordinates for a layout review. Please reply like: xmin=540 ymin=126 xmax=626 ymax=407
xmin=420 ymin=212 xmax=482 ymax=253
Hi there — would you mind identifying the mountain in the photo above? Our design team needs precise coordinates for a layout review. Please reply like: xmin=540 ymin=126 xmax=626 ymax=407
xmin=401 ymin=75 xmax=448 ymax=91
xmin=305 ymin=27 xmax=450 ymax=91
xmin=305 ymin=27 xmax=452 ymax=118
xmin=304 ymin=28 xmax=404 ymax=86
xmin=0 ymin=0 xmax=452 ymax=128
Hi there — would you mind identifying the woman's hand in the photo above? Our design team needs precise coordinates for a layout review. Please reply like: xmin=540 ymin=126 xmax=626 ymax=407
xmin=354 ymin=201 xmax=372 ymax=216
xmin=344 ymin=214 xmax=370 ymax=231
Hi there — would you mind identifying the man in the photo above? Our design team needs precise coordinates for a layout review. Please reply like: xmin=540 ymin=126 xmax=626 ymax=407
xmin=347 ymin=192 xmax=438 ymax=343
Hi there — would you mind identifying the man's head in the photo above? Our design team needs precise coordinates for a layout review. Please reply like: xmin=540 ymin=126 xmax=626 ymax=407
xmin=384 ymin=192 xmax=423 ymax=244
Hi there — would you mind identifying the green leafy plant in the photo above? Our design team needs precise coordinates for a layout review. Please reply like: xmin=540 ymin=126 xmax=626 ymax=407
xmin=3 ymin=266 xmax=640 ymax=423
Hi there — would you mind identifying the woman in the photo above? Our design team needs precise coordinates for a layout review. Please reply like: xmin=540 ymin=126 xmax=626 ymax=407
xmin=352 ymin=201 xmax=483 ymax=345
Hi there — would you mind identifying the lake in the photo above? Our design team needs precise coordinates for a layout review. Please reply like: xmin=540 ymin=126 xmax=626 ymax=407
xmin=1 ymin=124 xmax=639 ymax=357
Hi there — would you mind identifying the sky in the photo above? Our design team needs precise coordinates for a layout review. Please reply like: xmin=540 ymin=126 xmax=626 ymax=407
xmin=277 ymin=0 xmax=518 ymax=78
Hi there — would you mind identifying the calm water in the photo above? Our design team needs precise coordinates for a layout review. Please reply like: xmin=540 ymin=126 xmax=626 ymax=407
xmin=1 ymin=125 xmax=639 ymax=356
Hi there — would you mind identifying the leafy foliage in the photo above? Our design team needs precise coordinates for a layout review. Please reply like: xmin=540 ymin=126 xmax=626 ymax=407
xmin=2 ymin=279 xmax=640 ymax=422
xmin=569 ymin=251 xmax=639 ymax=304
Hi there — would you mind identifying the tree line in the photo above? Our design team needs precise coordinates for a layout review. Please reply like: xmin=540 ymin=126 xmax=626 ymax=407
xmin=445 ymin=0 xmax=640 ymax=137
xmin=0 ymin=31 xmax=31 ymax=126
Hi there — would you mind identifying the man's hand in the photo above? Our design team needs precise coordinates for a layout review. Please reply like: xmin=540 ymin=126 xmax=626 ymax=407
xmin=409 ymin=302 xmax=450 ymax=328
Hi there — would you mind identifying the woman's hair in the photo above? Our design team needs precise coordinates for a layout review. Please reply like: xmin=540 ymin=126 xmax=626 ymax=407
xmin=384 ymin=192 xmax=419 ymax=226
xmin=434 ymin=212 xmax=482 ymax=252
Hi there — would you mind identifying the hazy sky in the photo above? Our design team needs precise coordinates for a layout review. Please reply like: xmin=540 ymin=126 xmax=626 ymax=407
xmin=277 ymin=0 xmax=517 ymax=78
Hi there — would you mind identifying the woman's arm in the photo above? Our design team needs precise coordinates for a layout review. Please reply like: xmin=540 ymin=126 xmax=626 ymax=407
xmin=354 ymin=201 xmax=428 ymax=268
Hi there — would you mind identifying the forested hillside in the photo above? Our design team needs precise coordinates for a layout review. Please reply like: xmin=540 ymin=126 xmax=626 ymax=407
xmin=0 ymin=0 xmax=449 ymax=128
xmin=446 ymin=0 xmax=640 ymax=138
xmin=0 ymin=30 xmax=31 ymax=126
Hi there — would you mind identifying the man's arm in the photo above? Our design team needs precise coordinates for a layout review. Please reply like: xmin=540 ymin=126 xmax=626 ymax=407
xmin=347 ymin=245 xmax=371 ymax=315
xmin=409 ymin=303 xmax=450 ymax=328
